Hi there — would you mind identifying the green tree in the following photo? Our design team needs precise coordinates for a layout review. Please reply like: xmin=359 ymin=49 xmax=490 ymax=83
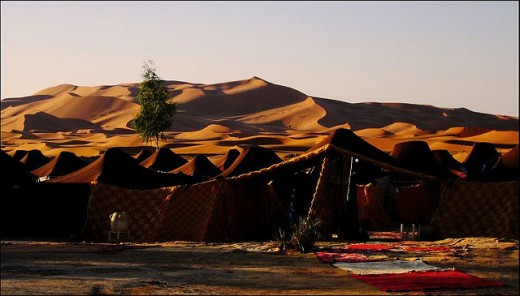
xmin=132 ymin=61 xmax=176 ymax=150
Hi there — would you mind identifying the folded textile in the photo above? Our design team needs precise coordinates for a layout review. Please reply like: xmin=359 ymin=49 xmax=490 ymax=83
xmin=351 ymin=269 xmax=505 ymax=292
xmin=367 ymin=231 xmax=403 ymax=240
xmin=332 ymin=259 xmax=445 ymax=275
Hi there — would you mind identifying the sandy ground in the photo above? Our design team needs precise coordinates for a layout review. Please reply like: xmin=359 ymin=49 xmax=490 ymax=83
xmin=1 ymin=237 xmax=518 ymax=295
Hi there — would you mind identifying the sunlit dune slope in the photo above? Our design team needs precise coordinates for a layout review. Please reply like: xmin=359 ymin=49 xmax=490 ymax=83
xmin=1 ymin=76 xmax=518 ymax=158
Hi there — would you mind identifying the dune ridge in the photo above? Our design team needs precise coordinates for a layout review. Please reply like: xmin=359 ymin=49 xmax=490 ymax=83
xmin=1 ymin=77 xmax=518 ymax=158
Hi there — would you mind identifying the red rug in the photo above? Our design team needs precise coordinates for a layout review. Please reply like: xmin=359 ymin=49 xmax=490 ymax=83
xmin=344 ymin=243 xmax=397 ymax=252
xmin=351 ymin=269 xmax=505 ymax=292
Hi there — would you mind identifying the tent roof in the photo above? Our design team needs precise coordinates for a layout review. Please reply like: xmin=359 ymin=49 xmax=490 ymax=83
xmin=133 ymin=149 xmax=153 ymax=163
xmin=501 ymin=145 xmax=518 ymax=170
xmin=140 ymin=148 xmax=187 ymax=172
xmin=171 ymin=155 xmax=221 ymax=178
xmin=310 ymin=128 xmax=401 ymax=167
xmin=433 ymin=150 xmax=463 ymax=169
xmin=214 ymin=148 xmax=240 ymax=171
xmin=464 ymin=142 xmax=501 ymax=166
xmin=12 ymin=150 xmax=29 ymax=161
xmin=1 ymin=149 xmax=37 ymax=188
xmin=220 ymin=145 xmax=283 ymax=177
xmin=31 ymin=151 xmax=87 ymax=178
xmin=390 ymin=141 xmax=458 ymax=178
xmin=20 ymin=149 xmax=50 ymax=171
xmin=432 ymin=149 xmax=466 ymax=178
xmin=230 ymin=129 xmax=437 ymax=181
xmin=48 ymin=147 xmax=193 ymax=189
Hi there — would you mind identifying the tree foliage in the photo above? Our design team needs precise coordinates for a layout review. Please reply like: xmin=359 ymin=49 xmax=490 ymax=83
xmin=132 ymin=61 xmax=176 ymax=149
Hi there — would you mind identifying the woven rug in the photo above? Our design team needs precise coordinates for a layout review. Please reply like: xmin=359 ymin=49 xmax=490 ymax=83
xmin=315 ymin=252 xmax=371 ymax=263
xmin=332 ymin=259 xmax=445 ymax=275
xmin=331 ymin=243 xmax=399 ymax=253
xmin=351 ymin=269 xmax=506 ymax=292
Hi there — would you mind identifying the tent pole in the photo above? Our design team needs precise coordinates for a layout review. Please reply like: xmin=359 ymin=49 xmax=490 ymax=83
xmin=345 ymin=156 xmax=355 ymax=202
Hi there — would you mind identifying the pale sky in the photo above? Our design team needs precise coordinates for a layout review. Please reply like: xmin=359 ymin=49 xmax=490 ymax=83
xmin=1 ymin=1 xmax=518 ymax=116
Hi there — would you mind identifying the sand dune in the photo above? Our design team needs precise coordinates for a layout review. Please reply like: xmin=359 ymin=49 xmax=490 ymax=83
xmin=460 ymin=130 xmax=519 ymax=145
xmin=1 ymin=77 xmax=518 ymax=159
xmin=238 ymin=97 xmax=327 ymax=131
xmin=176 ymin=124 xmax=238 ymax=141
xmin=354 ymin=128 xmax=391 ymax=138
xmin=381 ymin=122 xmax=425 ymax=137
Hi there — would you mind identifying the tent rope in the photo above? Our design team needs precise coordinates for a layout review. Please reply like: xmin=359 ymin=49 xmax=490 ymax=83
xmin=306 ymin=154 xmax=329 ymax=225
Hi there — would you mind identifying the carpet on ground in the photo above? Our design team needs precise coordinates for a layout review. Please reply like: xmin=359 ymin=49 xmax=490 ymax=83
xmin=326 ymin=242 xmax=456 ymax=254
xmin=315 ymin=252 xmax=371 ymax=263
xmin=351 ymin=269 xmax=506 ymax=292
xmin=332 ymin=258 xmax=446 ymax=275
xmin=403 ymin=245 xmax=455 ymax=253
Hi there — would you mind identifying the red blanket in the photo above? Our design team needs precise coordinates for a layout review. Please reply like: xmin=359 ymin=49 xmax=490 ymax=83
xmin=352 ymin=270 xmax=505 ymax=292
xmin=344 ymin=243 xmax=397 ymax=252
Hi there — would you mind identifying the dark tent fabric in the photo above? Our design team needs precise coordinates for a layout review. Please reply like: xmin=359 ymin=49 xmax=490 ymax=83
xmin=2 ymin=151 xmax=88 ymax=238
xmin=463 ymin=142 xmax=502 ymax=181
xmin=432 ymin=180 xmax=518 ymax=239
xmin=86 ymin=181 xmax=174 ymax=242
xmin=171 ymin=155 xmax=222 ymax=179
xmin=495 ymin=145 xmax=519 ymax=181
xmin=1 ymin=182 xmax=91 ymax=238
xmin=432 ymin=150 xmax=466 ymax=178
xmin=356 ymin=183 xmax=394 ymax=230
xmin=221 ymin=129 xmax=436 ymax=239
xmin=139 ymin=148 xmax=187 ymax=172
xmin=310 ymin=129 xmax=406 ymax=170
xmin=0 ymin=149 xmax=37 ymax=189
xmin=220 ymin=145 xmax=283 ymax=177
xmin=390 ymin=141 xmax=457 ymax=179
xmin=501 ymin=145 xmax=519 ymax=170
xmin=86 ymin=178 xmax=285 ymax=243
xmin=215 ymin=148 xmax=240 ymax=171
xmin=304 ymin=129 xmax=436 ymax=182
xmin=31 ymin=151 xmax=87 ymax=178
xmin=464 ymin=142 xmax=501 ymax=166
xmin=303 ymin=129 xmax=440 ymax=239
xmin=20 ymin=149 xmax=51 ymax=171
xmin=133 ymin=149 xmax=153 ymax=163
xmin=48 ymin=147 xmax=193 ymax=189
xmin=12 ymin=150 xmax=29 ymax=161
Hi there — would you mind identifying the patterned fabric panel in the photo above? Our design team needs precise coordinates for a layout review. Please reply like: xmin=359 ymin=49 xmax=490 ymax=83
xmin=221 ymin=179 xmax=284 ymax=241
xmin=87 ymin=182 xmax=173 ymax=242
xmin=394 ymin=183 xmax=438 ymax=224
xmin=356 ymin=184 xmax=394 ymax=230
xmin=432 ymin=181 xmax=519 ymax=239
xmin=154 ymin=180 xmax=224 ymax=242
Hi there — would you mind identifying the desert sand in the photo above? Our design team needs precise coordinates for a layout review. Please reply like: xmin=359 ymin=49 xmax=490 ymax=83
xmin=1 ymin=77 xmax=518 ymax=295
xmin=1 ymin=238 xmax=518 ymax=295
xmin=1 ymin=76 xmax=518 ymax=160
